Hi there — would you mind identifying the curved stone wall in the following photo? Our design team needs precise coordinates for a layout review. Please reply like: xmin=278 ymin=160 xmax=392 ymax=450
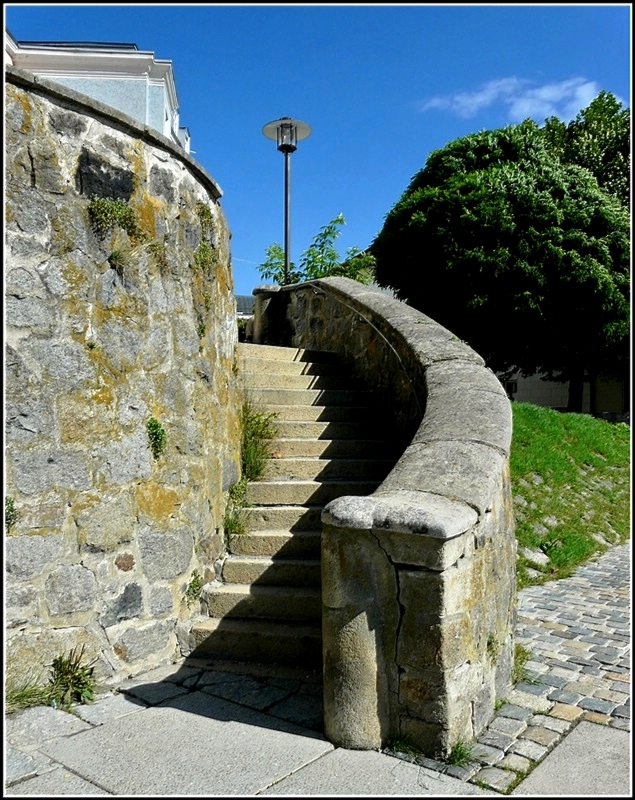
xmin=252 ymin=277 xmax=517 ymax=758
xmin=5 ymin=66 xmax=241 ymax=686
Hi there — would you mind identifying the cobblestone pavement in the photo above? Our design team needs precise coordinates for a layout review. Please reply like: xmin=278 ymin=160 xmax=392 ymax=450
xmin=387 ymin=541 xmax=631 ymax=793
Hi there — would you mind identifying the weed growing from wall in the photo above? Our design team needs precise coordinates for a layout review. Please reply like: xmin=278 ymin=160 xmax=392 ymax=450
xmin=50 ymin=644 xmax=96 ymax=709
xmin=147 ymin=237 xmax=168 ymax=272
xmin=88 ymin=197 xmax=147 ymax=243
xmin=146 ymin=417 xmax=167 ymax=460
xmin=193 ymin=241 xmax=217 ymax=276
xmin=223 ymin=479 xmax=249 ymax=536
xmin=185 ymin=569 xmax=204 ymax=606
xmin=196 ymin=201 xmax=214 ymax=236
xmin=5 ymin=496 xmax=19 ymax=532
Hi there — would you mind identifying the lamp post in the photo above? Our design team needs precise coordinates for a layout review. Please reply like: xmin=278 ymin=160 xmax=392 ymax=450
xmin=262 ymin=117 xmax=311 ymax=285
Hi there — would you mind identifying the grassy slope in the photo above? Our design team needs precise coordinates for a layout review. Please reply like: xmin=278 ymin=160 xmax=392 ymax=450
xmin=510 ymin=401 xmax=630 ymax=589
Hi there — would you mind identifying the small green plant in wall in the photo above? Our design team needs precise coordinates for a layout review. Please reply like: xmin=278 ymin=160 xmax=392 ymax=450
xmin=224 ymin=479 xmax=248 ymax=537
xmin=5 ymin=496 xmax=18 ymax=532
xmin=88 ymin=197 xmax=146 ymax=242
xmin=146 ymin=416 xmax=167 ymax=460
xmin=196 ymin=201 xmax=214 ymax=235
xmin=185 ymin=569 xmax=204 ymax=606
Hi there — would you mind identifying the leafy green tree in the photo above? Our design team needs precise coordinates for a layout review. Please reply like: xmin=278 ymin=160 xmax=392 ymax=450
xmin=258 ymin=214 xmax=375 ymax=285
xmin=370 ymin=118 xmax=630 ymax=412
xmin=542 ymin=91 xmax=630 ymax=208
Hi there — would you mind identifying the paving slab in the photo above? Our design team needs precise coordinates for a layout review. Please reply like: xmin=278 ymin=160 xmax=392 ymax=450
xmin=7 ymin=766 xmax=107 ymax=795
xmin=36 ymin=691 xmax=334 ymax=796
xmin=511 ymin=721 xmax=631 ymax=796
xmin=261 ymin=747 xmax=494 ymax=795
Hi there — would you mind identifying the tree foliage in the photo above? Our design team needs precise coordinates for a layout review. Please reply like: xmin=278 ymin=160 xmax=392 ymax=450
xmin=258 ymin=214 xmax=376 ymax=285
xmin=370 ymin=113 xmax=630 ymax=410
xmin=542 ymin=91 xmax=630 ymax=208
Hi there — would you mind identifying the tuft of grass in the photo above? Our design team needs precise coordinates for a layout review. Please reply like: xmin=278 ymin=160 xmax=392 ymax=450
xmin=510 ymin=402 xmax=630 ymax=588
xmin=50 ymin=644 xmax=96 ymax=709
xmin=6 ymin=670 xmax=52 ymax=714
xmin=7 ymin=646 xmax=97 ymax=713
xmin=224 ymin=479 xmax=248 ymax=536
xmin=512 ymin=644 xmax=532 ymax=685
xmin=241 ymin=399 xmax=277 ymax=482
xmin=445 ymin=739 xmax=474 ymax=767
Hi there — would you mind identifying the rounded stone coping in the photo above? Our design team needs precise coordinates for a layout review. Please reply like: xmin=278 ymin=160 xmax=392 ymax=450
xmin=5 ymin=64 xmax=222 ymax=200
xmin=254 ymin=278 xmax=513 ymax=533
xmin=322 ymin=491 xmax=478 ymax=539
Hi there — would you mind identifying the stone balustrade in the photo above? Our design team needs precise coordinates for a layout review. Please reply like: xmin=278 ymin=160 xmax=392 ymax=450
xmin=252 ymin=278 xmax=516 ymax=758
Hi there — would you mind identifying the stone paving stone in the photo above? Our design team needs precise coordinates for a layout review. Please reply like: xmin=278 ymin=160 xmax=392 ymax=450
xmin=472 ymin=766 xmax=517 ymax=791
xmin=495 ymin=706 xmax=527 ymax=723
xmin=519 ymin=726 xmax=561 ymax=748
xmin=489 ymin=716 xmax=527 ymax=737
xmin=540 ymin=673 xmax=569 ymax=688
xmin=202 ymin=677 xmax=292 ymax=712
xmin=612 ymin=704 xmax=630 ymax=719
xmin=593 ymin=688 xmax=630 ymax=704
xmin=506 ymin=689 xmax=553 ymax=713
xmin=478 ymin=730 xmax=515 ymax=751
xmin=548 ymin=703 xmax=585 ymax=722
xmin=527 ymin=714 xmax=570 ymax=734
xmin=609 ymin=717 xmax=631 ymax=731
xmin=578 ymin=697 xmax=617 ymax=714
xmin=499 ymin=752 xmax=532 ymax=773
xmin=581 ymin=711 xmax=611 ymax=725
xmin=121 ymin=681 xmax=190 ymax=706
xmin=515 ymin=682 xmax=551 ymax=697
xmin=548 ymin=689 xmax=582 ymax=705
xmin=443 ymin=762 xmax=480 ymax=781
xmin=470 ymin=743 xmax=504 ymax=766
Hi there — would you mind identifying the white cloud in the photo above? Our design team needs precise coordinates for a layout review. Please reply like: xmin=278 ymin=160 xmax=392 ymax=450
xmin=419 ymin=77 xmax=604 ymax=123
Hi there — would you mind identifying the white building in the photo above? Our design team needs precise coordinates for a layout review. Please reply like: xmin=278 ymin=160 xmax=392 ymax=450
xmin=5 ymin=30 xmax=190 ymax=153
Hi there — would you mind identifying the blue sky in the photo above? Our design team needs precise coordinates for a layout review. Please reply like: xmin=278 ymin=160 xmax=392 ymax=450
xmin=5 ymin=3 xmax=631 ymax=296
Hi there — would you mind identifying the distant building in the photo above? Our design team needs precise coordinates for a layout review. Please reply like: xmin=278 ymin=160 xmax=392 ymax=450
xmin=5 ymin=29 xmax=190 ymax=153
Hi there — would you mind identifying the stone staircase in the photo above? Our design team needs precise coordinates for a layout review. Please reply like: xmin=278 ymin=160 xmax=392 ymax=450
xmin=190 ymin=341 xmax=399 ymax=668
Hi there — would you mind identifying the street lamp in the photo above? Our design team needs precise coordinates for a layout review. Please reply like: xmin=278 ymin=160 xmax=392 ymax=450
xmin=262 ymin=117 xmax=312 ymax=285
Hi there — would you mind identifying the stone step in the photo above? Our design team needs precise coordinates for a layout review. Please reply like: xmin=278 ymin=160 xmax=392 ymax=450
xmin=249 ymin=388 xmax=374 ymax=407
xmin=203 ymin=582 xmax=322 ymax=621
xmin=266 ymin=408 xmax=375 ymax=425
xmin=237 ymin=342 xmax=339 ymax=364
xmin=228 ymin=529 xmax=322 ymax=558
xmin=263 ymin=456 xmax=394 ymax=481
xmin=243 ymin=372 xmax=358 ymax=391
xmin=239 ymin=356 xmax=345 ymax=377
xmin=242 ymin=506 xmax=323 ymax=532
xmin=246 ymin=479 xmax=380 ymax=506
xmin=189 ymin=617 xmax=322 ymax=667
xmin=222 ymin=556 xmax=321 ymax=587
xmin=270 ymin=438 xmax=397 ymax=459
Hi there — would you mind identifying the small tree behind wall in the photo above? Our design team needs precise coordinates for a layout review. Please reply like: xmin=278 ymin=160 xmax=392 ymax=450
xmin=258 ymin=214 xmax=376 ymax=286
